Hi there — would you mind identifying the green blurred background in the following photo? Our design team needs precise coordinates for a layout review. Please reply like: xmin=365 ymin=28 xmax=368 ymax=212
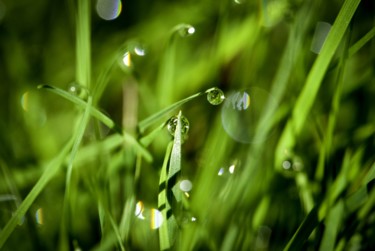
xmin=0 ymin=0 xmax=374 ymax=250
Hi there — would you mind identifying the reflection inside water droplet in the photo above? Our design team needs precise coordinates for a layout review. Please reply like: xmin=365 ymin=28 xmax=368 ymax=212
xmin=35 ymin=208 xmax=43 ymax=225
xmin=206 ymin=87 xmax=225 ymax=105
xmin=167 ymin=115 xmax=190 ymax=136
xmin=120 ymin=43 xmax=146 ymax=70
xmin=135 ymin=201 xmax=164 ymax=229
xmin=221 ymin=87 xmax=275 ymax=144
xmin=96 ymin=0 xmax=122 ymax=21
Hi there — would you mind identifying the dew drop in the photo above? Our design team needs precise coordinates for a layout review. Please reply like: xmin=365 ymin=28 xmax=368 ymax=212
xmin=221 ymin=87 xmax=275 ymax=144
xmin=206 ymin=87 xmax=225 ymax=105
xmin=96 ymin=0 xmax=122 ymax=21
xmin=120 ymin=43 xmax=146 ymax=71
xmin=177 ymin=24 xmax=195 ymax=37
xmin=167 ymin=115 xmax=190 ymax=136
xmin=68 ymin=83 xmax=89 ymax=100
xmin=179 ymin=179 xmax=193 ymax=192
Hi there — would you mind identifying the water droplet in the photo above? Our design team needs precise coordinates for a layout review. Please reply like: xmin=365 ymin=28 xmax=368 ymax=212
xmin=68 ymin=83 xmax=89 ymax=100
xmin=150 ymin=208 xmax=163 ymax=229
xmin=218 ymin=167 xmax=225 ymax=176
xmin=221 ymin=87 xmax=275 ymax=144
xmin=167 ymin=115 xmax=190 ymax=136
xmin=206 ymin=87 xmax=225 ymax=105
xmin=177 ymin=24 xmax=195 ymax=37
xmin=120 ymin=43 xmax=146 ymax=70
xmin=311 ymin=22 xmax=332 ymax=54
xmin=96 ymin=0 xmax=122 ymax=21
xmin=281 ymin=149 xmax=304 ymax=176
xmin=21 ymin=91 xmax=47 ymax=126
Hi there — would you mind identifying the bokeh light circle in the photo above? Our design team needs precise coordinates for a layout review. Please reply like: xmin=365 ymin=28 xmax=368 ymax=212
xmin=221 ymin=87 xmax=275 ymax=144
xmin=96 ymin=0 xmax=122 ymax=21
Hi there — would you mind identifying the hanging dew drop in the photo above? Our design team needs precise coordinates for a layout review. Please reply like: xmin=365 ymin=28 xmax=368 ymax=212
xmin=167 ymin=115 xmax=190 ymax=136
xmin=68 ymin=83 xmax=89 ymax=101
xmin=177 ymin=24 xmax=195 ymax=37
xmin=206 ymin=87 xmax=225 ymax=105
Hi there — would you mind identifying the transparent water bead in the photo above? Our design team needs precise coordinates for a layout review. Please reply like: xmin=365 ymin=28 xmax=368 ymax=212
xmin=206 ymin=87 xmax=225 ymax=105
xmin=221 ymin=87 xmax=275 ymax=144
xmin=68 ymin=83 xmax=89 ymax=101
xmin=121 ymin=43 xmax=146 ymax=70
xmin=177 ymin=24 xmax=195 ymax=37
xmin=167 ymin=115 xmax=190 ymax=136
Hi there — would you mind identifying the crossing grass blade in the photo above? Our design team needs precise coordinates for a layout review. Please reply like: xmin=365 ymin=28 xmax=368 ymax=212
xmin=275 ymin=0 xmax=361 ymax=169
xmin=37 ymin=85 xmax=152 ymax=162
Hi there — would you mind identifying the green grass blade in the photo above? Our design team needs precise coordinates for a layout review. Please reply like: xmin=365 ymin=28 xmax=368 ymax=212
xmin=0 ymin=138 xmax=74 ymax=249
xmin=319 ymin=200 xmax=344 ymax=251
xmin=76 ymin=0 xmax=91 ymax=88
xmin=349 ymin=26 xmax=375 ymax=57
xmin=275 ymin=0 xmax=361 ymax=168
xmin=158 ymin=142 xmax=173 ymax=250
xmin=138 ymin=92 xmax=204 ymax=133
xmin=284 ymin=207 xmax=319 ymax=251
xmin=38 ymin=84 xmax=152 ymax=162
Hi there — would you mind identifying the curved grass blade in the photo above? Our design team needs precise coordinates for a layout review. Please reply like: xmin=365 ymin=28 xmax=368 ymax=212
xmin=0 ymin=138 xmax=74 ymax=249
xmin=275 ymin=0 xmax=361 ymax=169
xmin=38 ymin=84 xmax=152 ymax=162
xmin=138 ymin=92 xmax=203 ymax=134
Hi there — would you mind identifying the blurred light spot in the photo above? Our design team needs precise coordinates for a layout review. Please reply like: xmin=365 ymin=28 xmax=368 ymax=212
xmin=68 ymin=83 xmax=89 ymax=101
xmin=0 ymin=1 xmax=5 ymax=23
xmin=311 ymin=22 xmax=331 ymax=54
xmin=221 ymin=87 xmax=275 ymax=143
xmin=96 ymin=0 xmax=122 ymax=21
xmin=191 ymin=217 xmax=197 ymax=222
xmin=35 ymin=208 xmax=43 ymax=225
xmin=134 ymin=46 xmax=146 ymax=56
xmin=179 ymin=179 xmax=193 ymax=192
xmin=21 ymin=92 xmax=29 ymax=111
xmin=150 ymin=208 xmax=163 ymax=229
xmin=122 ymin=51 xmax=132 ymax=67
xmin=218 ymin=167 xmax=225 ymax=176
xmin=255 ymin=226 xmax=272 ymax=249
xmin=184 ymin=192 xmax=190 ymax=198
xmin=135 ymin=201 xmax=145 ymax=219
xmin=228 ymin=164 xmax=235 ymax=174
xmin=282 ymin=160 xmax=291 ymax=170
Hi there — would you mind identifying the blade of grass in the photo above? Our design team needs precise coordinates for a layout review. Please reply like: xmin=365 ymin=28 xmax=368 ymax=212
xmin=0 ymin=138 xmax=74 ymax=249
xmin=76 ymin=0 xmax=91 ymax=88
xmin=319 ymin=200 xmax=344 ymax=251
xmin=349 ymin=26 xmax=375 ymax=57
xmin=38 ymin=84 xmax=152 ymax=162
xmin=283 ymin=207 xmax=319 ymax=251
xmin=138 ymin=92 xmax=204 ymax=133
xmin=275 ymin=0 xmax=361 ymax=169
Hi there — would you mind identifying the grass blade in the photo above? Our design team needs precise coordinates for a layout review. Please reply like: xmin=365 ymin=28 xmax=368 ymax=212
xmin=0 ymin=138 xmax=74 ymax=248
xmin=275 ymin=0 xmax=361 ymax=168
xmin=349 ymin=26 xmax=375 ymax=57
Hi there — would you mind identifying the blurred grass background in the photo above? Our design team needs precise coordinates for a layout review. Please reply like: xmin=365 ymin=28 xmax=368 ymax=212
xmin=0 ymin=0 xmax=374 ymax=250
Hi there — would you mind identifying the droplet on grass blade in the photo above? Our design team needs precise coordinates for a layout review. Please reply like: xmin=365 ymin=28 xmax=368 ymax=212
xmin=96 ymin=0 xmax=122 ymax=21
xmin=311 ymin=22 xmax=331 ymax=54
xmin=177 ymin=24 xmax=195 ymax=37
xmin=120 ymin=43 xmax=146 ymax=70
xmin=206 ymin=87 xmax=225 ymax=105
xmin=221 ymin=87 xmax=275 ymax=144
xmin=167 ymin=115 xmax=190 ymax=136
xmin=68 ymin=83 xmax=89 ymax=101
xmin=179 ymin=179 xmax=193 ymax=192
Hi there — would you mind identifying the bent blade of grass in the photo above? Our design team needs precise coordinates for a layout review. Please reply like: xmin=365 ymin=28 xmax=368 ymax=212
xmin=0 ymin=138 xmax=74 ymax=248
xmin=275 ymin=0 xmax=361 ymax=169
xmin=38 ymin=85 xmax=152 ymax=162
xmin=138 ymin=92 xmax=204 ymax=133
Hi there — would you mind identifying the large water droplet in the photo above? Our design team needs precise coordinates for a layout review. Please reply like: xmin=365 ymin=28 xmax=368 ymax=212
xmin=96 ymin=0 xmax=122 ymax=21
xmin=177 ymin=24 xmax=195 ymax=37
xmin=167 ymin=115 xmax=190 ymax=136
xmin=221 ymin=87 xmax=275 ymax=144
xmin=68 ymin=83 xmax=89 ymax=101
xmin=206 ymin=87 xmax=225 ymax=105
